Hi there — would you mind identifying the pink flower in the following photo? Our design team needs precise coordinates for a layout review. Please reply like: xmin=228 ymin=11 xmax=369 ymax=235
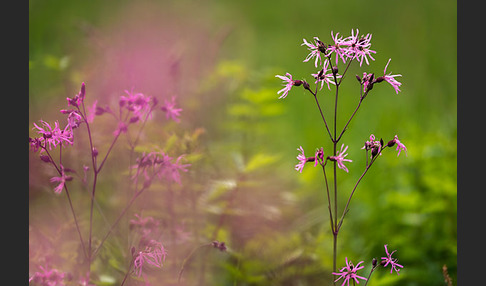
xmin=332 ymin=257 xmax=367 ymax=286
xmin=164 ymin=155 xmax=191 ymax=185
xmin=302 ymin=37 xmax=324 ymax=67
xmin=329 ymin=144 xmax=352 ymax=172
xmin=343 ymin=29 xmax=376 ymax=66
xmin=382 ymin=58 xmax=402 ymax=94
xmin=66 ymin=82 xmax=86 ymax=107
xmin=133 ymin=240 xmax=167 ymax=277
xmin=160 ymin=96 xmax=183 ymax=123
xmin=120 ymin=89 xmax=155 ymax=119
xmin=49 ymin=165 xmax=72 ymax=194
xmin=381 ymin=244 xmax=404 ymax=275
xmin=29 ymin=266 xmax=67 ymax=286
xmin=276 ymin=73 xmax=297 ymax=99
xmin=387 ymin=135 xmax=407 ymax=157
xmin=295 ymin=146 xmax=307 ymax=173
xmin=311 ymin=60 xmax=340 ymax=91
xmin=32 ymin=120 xmax=73 ymax=150
xmin=328 ymin=31 xmax=348 ymax=65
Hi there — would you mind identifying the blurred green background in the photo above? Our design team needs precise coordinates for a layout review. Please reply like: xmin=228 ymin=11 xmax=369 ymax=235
xmin=30 ymin=0 xmax=456 ymax=285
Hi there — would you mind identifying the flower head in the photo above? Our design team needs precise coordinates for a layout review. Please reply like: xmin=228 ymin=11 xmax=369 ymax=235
xmin=29 ymin=266 xmax=68 ymax=286
xmin=382 ymin=58 xmax=402 ymax=94
xmin=295 ymin=146 xmax=307 ymax=173
xmin=160 ymin=96 xmax=183 ymax=123
xmin=329 ymin=144 xmax=352 ymax=172
xmin=133 ymin=240 xmax=167 ymax=277
xmin=120 ymin=89 xmax=155 ymax=119
xmin=311 ymin=60 xmax=340 ymax=91
xmin=387 ymin=135 xmax=407 ymax=157
xmin=302 ymin=37 xmax=325 ymax=67
xmin=32 ymin=120 xmax=73 ymax=151
xmin=332 ymin=257 xmax=367 ymax=286
xmin=343 ymin=29 xmax=376 ymax=66
xmin=327 ymin=31 xmax=349 ymax=65
xmin=276 ymin=73 xmax=300 ymax=99
xmin=381 ymin=244 xmax=404 ymax=275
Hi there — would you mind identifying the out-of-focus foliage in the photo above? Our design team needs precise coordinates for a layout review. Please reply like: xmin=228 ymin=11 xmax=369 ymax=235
xmin=30 ymin=0 xmax=456 ymax=285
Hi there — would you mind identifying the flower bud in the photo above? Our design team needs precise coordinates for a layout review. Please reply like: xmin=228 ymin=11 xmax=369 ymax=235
xmin=374 ymin=76 xmax=385 ymax=83
xmin=332 ymin=66 xmax=339 ymax=75
xmin=129 ymin=116 xmax=140 ymax=124
xmin=356 ymin=74 xmax=362 ymax=83
xmin=387 ymin=140 xmax=396 ymax=147
xmin=371 ymin=146 xmax=379 ymax=158
xmin=79 ymin=82 xmax=86 ymax=100
xmin=40 ymin=155 xmax=51 ymax=163
xmin=95 ymin=106 xmax=106 ymax=116
xmin=303 ymin=80 xmax=310 ymax=91
xmin=92 ymin=147 xmax=98 ymax=157
xmin=372 ymin=258 xmax=378 ymax=268
xmin=293 ymin=80 xmax=303 ymax=86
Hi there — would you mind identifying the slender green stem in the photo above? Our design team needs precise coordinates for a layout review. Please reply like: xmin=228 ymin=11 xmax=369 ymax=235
xmin=363 ymin=265 xmax=378 ymax=286
xmin=178 ymin=244 xmax=211 ymax=284
xmin=120 ymin=257 xmax=135 ymax=286
xmin=43 ymin=146 xmax=88 ymax=260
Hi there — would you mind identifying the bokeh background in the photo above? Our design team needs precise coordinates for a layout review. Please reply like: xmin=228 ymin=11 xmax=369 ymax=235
xmin=29 ymin=0 xmax=456 ymax=285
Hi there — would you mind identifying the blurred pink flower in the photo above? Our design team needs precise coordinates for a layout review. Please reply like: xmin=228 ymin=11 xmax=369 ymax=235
xmin=332 ymin=257 xmax=367 ymax=286
xmin=381 ymin=244 xmax=404 ymax=275
xmin=329 ymin=144 xmax=352 ymax=172
xmin=133 ymin=240 xmax=167 ymax=277
xmin=160 ymin=96 xmax=183 ymax=122
xmin=32 ymin=120 xmax=73 ymax=150
xmin=120 ymin=89 xmax=155 ymax=119
xmin=49 ymin=165 xmax=72 ymax=194
xmin=29 ymin=266 xmax=67 ymax=286
xmin=66 ymin=82 xmax=86 ymax=107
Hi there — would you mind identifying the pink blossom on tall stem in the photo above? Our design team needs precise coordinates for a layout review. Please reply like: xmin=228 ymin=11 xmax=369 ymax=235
xmin=302 ymin=37 xmax=324 ymax=67
xmin=387 ymin=135 xmax=407 ymax=156
xmin=164 ymin=155 xmax=191 ymax=185
xmin=32 ymin=120 xmax=73 ymax=150
xmin=328 ymin=31 xmax=348 ymax=65
xmin=275 ymin=73 xmax=298 ymax=99
xmin=382 ymin=58 xmax=402 ymax=94
xmin=311 ymin=59 xmax=340 ymax=91
xmin=120 ymin=89 xmax=155 ymax=119
xmin=160 ymin=96 xmax=183 ymax=123
xmin=332 ymin=257 xmax=367 ymax=286
xmin=66 ymin=82 xmax=86 ymax=107
xmin=50 ymin=173 xmax=72 ymax=195
xmin=29 ymin=266 xmax=68 ymax=286
xmin=344 ymin=29 xmax=376 ymax=66
xmin=381 ymin=244 xmax=404 ymax=275
xmin=295 ymin=146 xmax=307 ymax=173
xmin=329 ymin=144 xmax=352 ymax=172
xmin=133 ymin=240 xmax=167 ymax=277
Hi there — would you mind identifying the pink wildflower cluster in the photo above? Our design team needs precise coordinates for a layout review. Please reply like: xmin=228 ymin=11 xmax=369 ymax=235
xmin=133 ymin=240 xmax=167 ymax=277
xmin=332 ymin=257 xmax=367 ymax=286
xmin=295 ymin=145 xmax=353 ymax=173
xmin=381 ymin=244 xmax=404 ymax=274
xmin=132 ymin=151 xmax=191 ymax=185
xmin=302 ymin=29 xmax=376 ymax=67
xmin=29 ymin=266 xmax=69 ymax=286
xmin=276 ymin=29 xmax=402 ymax=100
